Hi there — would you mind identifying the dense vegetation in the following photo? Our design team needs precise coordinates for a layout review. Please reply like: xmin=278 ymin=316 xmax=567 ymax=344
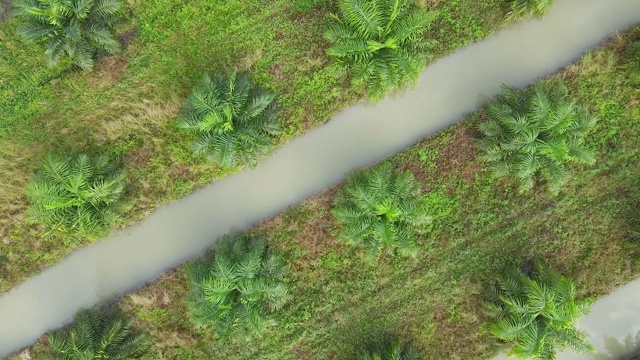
xmin=4 ymin=0 xmax=640 ymax=359
xmin=332 ymin=163 xmax=432 ymax=261
xmin=186 ymin=234 xmax=289 ymax=338
xmin=476 ymin=80 xmax=597 ymax=194
xmin=16 ymin=29 xmax=638 ymax=360
xmin=44 ymin=307 xmax=150 ymax=359
xmin=8 ymin=32 xmax=640 ymax=359
xmin=0 ymin=0 xmax=505 ymax=291
xmin=25 ymin=153 xmax=128 ymax=241
xmin=13 ymin=0 xmax=123 ymax=69
xmin=177 ymin=72 xmax=282 ymax=169
xmin=485 ymin=262 xmax=593 ymax=359
xmin=324 ymin=0 xmax=437 ymax=100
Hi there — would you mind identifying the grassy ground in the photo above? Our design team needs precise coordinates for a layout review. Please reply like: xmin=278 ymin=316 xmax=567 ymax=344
xmin=17 ymin=28 xmax=640 ymax=360
xmin=0 ymin=0 xmax=506 ymax=291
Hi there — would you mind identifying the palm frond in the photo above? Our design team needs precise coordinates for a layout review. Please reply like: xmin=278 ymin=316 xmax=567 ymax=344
xmin=25 ymin=152 xmax=128 ymax=241
xmin=332 ymin=162 xmax=435 ymax=262
xmin=486 ymin=262 xmax=593 ymax=359
xmin=177 ymin=72 xmax=281 ymax=169
xmin=325 ymin=0 xmax=435 ymax=101
xmin=388 ymin=9 xmax=436 ymax=45
xmin=186 ymin=234 xmax=289 ymax=337
xmin=44 ymin=307 xmax=150 ymax=359
xmin=90 ymin=0 xmax=121 ymax=17
xmin=476 ymin=80 xmax=596 ymax=194
xmin=338 ymin=0 xmax=383 ymax=39
xmin=507 ymin=0 xmax=555 ymax=20
xmin=15 ymin=0 xmax=123 ymax=69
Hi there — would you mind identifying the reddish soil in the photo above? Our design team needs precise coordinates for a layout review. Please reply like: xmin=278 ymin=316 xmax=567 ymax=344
xmin=435 ymin=124 xmax=483 ymax=183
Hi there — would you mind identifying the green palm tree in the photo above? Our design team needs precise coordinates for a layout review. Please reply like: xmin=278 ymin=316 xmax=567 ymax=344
xmin=186 ymin=234 xmax=290 ymax=337
xmin=324 ymin=0 xmax=437 ymax=101
xmin=332 ymin=163 xmax=432 ymax=262
xmin=485 ymin=262 xmax=594 ymax=360
xmin=13 ymin=0 xmax=122 ymax=70
xmin=506 ymin=0 xmax=555 ymax=20
xmin=25 ymin=153 xmax=129 ymax=241
xmin=359 ymin=340 xmax=419 ymax=360
xmin=177 ymin=72 xmax=282 ymax=169
xmin=45 ymin=307 xmax=151 ymax=359
xmin=476 ymin=80 xmax=597 ymax=194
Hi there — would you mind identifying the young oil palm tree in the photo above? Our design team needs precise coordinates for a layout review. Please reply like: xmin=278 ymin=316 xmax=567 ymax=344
xmin=484 ymin=262 xmax=594 ymax=360
xmin=45 ymin=307 xmax=151 ymax=359
xmin=476 ymin=80 xmax=597 ymax=194
xmin=25 ymin=153 xmax=128 ymax=241
xmin=324 ymin=0 xmax=437 ymax=101
xmin=186 ymin=234 xmax=290 ymax=338
xmin=177 ymin=71 xmax=282 ymax=169
xmin=506 ymin=0 xmax=555 ymax=20
xmin=359 ymin=340 xmax=419 ymax=360
xmin=332 ymin=163 xmax=432 ymax=262
xmin=13 ymin=0 xmax=122 ymax=70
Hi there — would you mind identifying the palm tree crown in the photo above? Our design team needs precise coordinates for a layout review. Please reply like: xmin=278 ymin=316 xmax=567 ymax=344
xmin=484 ymin=262 xmax=594 ymax=360
xmin=507 ymin=0 xmax=555 ymax=20
xmin=177 ymin=72 xmax=282 ymax=169
xmin=25 ymin=153 xmax=128 ymax=241
xmin=476 ymin=80 xmax=597 ymax=194
xmin=332 ymin=163 xmax=432 ymax=262
xmin=186 ymin=234 xmax=290 ymax=337
xmin=324 ymin=0 xmax=437 ymax=101
xmin=46 ymin=307 xmax=151 ymax=359
xmin=14 ymin=0 xmax=122 ymax=70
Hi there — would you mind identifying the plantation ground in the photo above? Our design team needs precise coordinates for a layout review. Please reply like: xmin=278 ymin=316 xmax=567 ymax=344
xmin=17 ymin=28 xmax=640 ymax=360
xmin=0 ymin=0 xmax=506 ymax=291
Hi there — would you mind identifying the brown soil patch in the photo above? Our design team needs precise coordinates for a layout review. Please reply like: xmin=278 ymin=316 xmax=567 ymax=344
xmin=88 ymin=55 xmax=128 ymax=90
xmin=289 ymin=193 xmax=337 ymax=260
xmin=118 ymin=28 xmax=137 ymax=48
xmin=417 ymin=0 xmax=440 ymax=9
xmin=125 ymin=147 xmax=152 ymax=167
xmin=269 ymin=62 xmax=285 ymax=82
xmin=168 ymin=164 xmax=192 ymax=182
xmin=398 ymin=160 xmax=429 ymax=185
xmin=258 ymin=188 xmax=343 ymax=271
xmin=428 ymin=286 xmax=491 ymax=358
xmin=119 ymin=270 xmax=203 ymax=356
xmin=296 ymin=216 xmax=336 ymax=257
xmin=289 ymin=342 xmax=316 ymax=360
xmin=435 ymin=123 xmax=483 ymax=183
xmin=240 ymin=49 xmax=264 ymax=71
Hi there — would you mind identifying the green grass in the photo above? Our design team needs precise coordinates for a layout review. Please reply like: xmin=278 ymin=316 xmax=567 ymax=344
xmin=0 ymin=0 xmax=506 ymax=292
xmin=18 ymin=29 xmax=640 ymax=360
